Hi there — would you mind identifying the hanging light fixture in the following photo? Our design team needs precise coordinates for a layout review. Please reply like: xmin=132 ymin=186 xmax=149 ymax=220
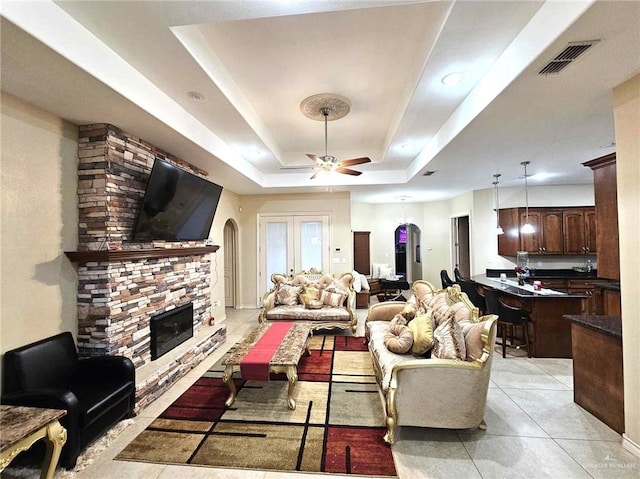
xmin=520 ymin=161 xmax=535 ymax=234
xmin=493 ymin=173 xmax=504 ymax=235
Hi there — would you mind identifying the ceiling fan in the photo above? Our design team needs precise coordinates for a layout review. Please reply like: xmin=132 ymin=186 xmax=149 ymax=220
xmin=283 ymin=93 xmax=371 ymax=180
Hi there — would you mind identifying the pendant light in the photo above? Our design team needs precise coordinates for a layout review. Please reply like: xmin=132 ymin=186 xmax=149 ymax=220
xmin=520 ymin=161 xmax=535 ymax=234
xmin=493 ymin=174 xmax=504 ymax=235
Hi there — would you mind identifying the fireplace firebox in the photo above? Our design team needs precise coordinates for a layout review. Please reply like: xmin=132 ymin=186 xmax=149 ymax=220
xmin=150 ymin=303 xmax=194 ymax=360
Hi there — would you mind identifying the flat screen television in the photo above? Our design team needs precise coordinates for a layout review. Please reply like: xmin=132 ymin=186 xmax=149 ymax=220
xmin=132 ymin=159 xmax=223 ymax=241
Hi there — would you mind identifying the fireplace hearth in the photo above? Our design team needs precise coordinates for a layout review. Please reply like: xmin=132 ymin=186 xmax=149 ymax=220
xmin=150 ymin=303 xmax=194 ymax=360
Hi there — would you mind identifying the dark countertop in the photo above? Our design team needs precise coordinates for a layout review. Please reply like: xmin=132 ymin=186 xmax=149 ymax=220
xmin=486 ymin=268 xmax=600 ymax=280
xmin=472 ymin=274 xmax=587 ymax=299
xmin=564 ymin=315 xmax=622 ymax=339
xmin=591 ymin=281 xmax=621 ymax=291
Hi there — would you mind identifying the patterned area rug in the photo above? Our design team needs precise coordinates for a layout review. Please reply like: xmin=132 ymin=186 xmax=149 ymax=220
xmin=116 ymin=333 xmax=397 ymax=477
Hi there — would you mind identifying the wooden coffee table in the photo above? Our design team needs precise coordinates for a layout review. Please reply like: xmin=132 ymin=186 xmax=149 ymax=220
xmin=222 ymin=321 xmax=313 ymax=410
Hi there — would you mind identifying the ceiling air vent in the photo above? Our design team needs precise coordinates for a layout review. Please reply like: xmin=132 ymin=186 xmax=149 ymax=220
xmin=538 ymin=40 xmax=600 ymax=76
xmin=422 ymin=170 xmax=436 ymax=177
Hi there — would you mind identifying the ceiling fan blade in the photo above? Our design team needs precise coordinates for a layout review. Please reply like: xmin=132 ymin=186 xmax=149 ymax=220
xmin=335 ymin=167 xmax=362 ymax=176
xmin=310 ymin=171 xmax=320 ymax=180
xmin=339 ymin=157 xmax=371 ymax=167
xmin=306 ymin=154 xmax=320 ymax=162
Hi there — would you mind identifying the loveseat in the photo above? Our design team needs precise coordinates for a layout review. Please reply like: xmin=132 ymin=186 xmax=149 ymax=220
xmin=365 ymin=281 xmax=498 ymax=444
xmin=1 ymin=332 xmax=136 ymax=468
xmin=258 ymin=271 xmax=357 ymax=333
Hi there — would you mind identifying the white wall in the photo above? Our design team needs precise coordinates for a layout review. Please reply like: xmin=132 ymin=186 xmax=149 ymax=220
xmin=0 ymin=93 xmax=79 ymax=355
xmin=208 ymin=188 xmax=241 ymax=321
xmin=613 ymin=73 xmax=640 ymax=454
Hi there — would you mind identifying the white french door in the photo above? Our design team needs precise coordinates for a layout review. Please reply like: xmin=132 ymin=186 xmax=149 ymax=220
xmin=258 ymin=215 xmax=330 ymax=303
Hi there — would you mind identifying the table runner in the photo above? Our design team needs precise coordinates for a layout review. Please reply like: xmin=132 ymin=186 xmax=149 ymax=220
xmin=240 ymin=322 xmax=294 ymax=381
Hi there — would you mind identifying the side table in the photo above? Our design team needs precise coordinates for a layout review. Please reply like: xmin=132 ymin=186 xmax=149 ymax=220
xmin=0 ymin=405 xmax=67 ymax=479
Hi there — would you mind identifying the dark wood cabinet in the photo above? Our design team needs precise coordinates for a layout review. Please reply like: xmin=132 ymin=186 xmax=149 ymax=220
xmin=498 ymin=207 xmax=595 ymax=256
xmin=583 ymin=153 xmax=619 ymax=280
xmin=519 ymin=209 xmax=563 ymax=254
xmin=563 ymin=208 xmax=597 ymax=254
xmin=498 ymin=208 xmax=520 ymax=256
xmin=567 ymin=279 xmax=598 ymax=314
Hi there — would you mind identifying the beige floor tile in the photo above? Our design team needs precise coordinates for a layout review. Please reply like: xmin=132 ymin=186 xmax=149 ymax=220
xmin=458 ymin=387 xmax=549 ymax=438
xmin=503 ymin=389 xmax=622 ymax=441
xmin=461 ymin=434 xmax=592 ymax=479
xmin=527 ymin=357 xmax=574 ymax=388
xmin=556 ymin=438 xmax=640 ymax=479
xmin=490 ymin=357 xmax=571 ymax=390
xmin=392 ymin=427 xmax=482 ymax=479
xmin=75 ymin=459 xmax=167 ymax=479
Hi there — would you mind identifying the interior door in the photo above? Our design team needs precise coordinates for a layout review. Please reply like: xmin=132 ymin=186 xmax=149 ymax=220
xmin=258 ymin=215 xmax=330 ymax=303
xmin=452 ymin=216 xmax=470 ymax=278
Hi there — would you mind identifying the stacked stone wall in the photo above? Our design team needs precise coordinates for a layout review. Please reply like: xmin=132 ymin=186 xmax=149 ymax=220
xmin=73 ymin=124 xmax=224 ymax=409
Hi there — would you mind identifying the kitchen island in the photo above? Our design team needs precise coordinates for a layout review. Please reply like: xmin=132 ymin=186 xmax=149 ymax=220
xmin=471 ymin=274 xmax=586 ymax=358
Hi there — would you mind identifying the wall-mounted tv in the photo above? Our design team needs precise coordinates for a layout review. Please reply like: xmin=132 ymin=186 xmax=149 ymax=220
xmin=132 ymin=159 xmax=223 ymax=241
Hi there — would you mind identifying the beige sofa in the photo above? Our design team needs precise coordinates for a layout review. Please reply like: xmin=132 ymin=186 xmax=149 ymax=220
xmin=365 ymin=281 xmax=498 ymax=444
xmin=258 ymin=271 xmax=357 ymax=333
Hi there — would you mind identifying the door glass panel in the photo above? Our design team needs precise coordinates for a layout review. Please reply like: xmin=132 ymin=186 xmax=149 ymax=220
xmin=266 ymin=221 xmax=288 ymax=291
xmin=299 ymin=221 xmax=322 ymax=271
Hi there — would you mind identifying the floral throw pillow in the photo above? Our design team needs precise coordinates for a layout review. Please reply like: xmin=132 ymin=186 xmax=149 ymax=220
xmin=432 ymin=309 xmax=467 ymax=360
xmin=321 ymin=290 xmax=345 ymax=307
xmin=275 ymin=283 xmax=302 ymax=306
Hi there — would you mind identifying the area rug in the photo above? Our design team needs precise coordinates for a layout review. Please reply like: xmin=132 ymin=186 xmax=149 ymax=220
xmin=116 ymin=333 xmax=397 ymax=477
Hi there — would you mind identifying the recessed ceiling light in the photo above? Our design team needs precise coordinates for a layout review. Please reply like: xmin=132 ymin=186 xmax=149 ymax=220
xmin=187 ymin=91 xmax=207 ymax=102
xmin=441 ymin=72 xmax=465 ymax=86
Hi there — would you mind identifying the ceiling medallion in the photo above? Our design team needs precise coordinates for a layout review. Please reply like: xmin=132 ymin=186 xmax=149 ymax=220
xmin=300 ymin=93 xmax=351 ymax=121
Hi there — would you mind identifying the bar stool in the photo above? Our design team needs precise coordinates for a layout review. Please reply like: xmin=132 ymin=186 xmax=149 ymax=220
xmin=459 ymin=279 xmax=486 ymax=315
xmin=484 ymin=288 xmax=531 ymax=358
xmin=454 ymin=267 xmax=464 ymax=282
xmin=440 ymin=270 xmax=455 ymax=289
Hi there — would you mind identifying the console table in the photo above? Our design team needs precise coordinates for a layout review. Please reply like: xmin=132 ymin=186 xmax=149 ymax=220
xmin=0 ymin=406 xmax=67 ymax=479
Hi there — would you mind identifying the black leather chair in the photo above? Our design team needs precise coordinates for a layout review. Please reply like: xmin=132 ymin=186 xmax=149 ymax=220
xmin=459 ymin=279 xmax=486 ymax=315
xmin=2 ymin=332 xmax=136 ymax=468
xmin=440 ymin=270 xmax=456 ymax=289
xmin=484 ymin=289 xmax=531 ymax=358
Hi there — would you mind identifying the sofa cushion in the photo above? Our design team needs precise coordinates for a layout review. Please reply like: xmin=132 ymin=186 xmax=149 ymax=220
xmin=276 ymin=283 xmax=302 ymax=306
xmin=384 ymin=323 xmax=414 ymax=354
xmin=367 ymin=322 xmax=414 ymax=392
xmin=461 ymin=320 xmax=486 ymax=361
xmin=300 ymin=285 xmax=320 ymax=305
xmin=407 ymin=310 xmax=434 ymax=355
xmin=265 ymin=305 xmax=350 ymax=321
xmin=432 ymin=309 xmax=467 ymax=360
xmin=389 ymin=314 xmax=407 ymax=328
xmin=426 ymin=291 xmax=448 ymax=314
xmin=449 ymin=301 xmax=473 ymax=327
xmin=401 ymin=302 xmax=417 ymax=321
xmin=321 ymin=290 xmax=345 ymax=307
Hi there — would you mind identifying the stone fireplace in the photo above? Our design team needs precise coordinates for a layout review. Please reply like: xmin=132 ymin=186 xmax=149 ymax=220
xmin=65 ymin=123 xmax=226 ymax=412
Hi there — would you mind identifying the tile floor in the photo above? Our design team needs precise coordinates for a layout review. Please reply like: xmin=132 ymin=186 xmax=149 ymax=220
xmin=72 ymin=308 xmax=638 ymax=479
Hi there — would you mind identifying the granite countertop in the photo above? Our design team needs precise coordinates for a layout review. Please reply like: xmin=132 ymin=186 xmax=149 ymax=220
xmin=486 ymin=268 xmax=600 ymax=280
xmin=472 ymin=275 xmax=587 ymax=299
xmin=564 ymin=315 xmax=622 ymax=339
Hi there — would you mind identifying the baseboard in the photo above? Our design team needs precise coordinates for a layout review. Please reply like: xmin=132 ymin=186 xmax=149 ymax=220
xmin=623 ymin=433 xmax=640 ymax=458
